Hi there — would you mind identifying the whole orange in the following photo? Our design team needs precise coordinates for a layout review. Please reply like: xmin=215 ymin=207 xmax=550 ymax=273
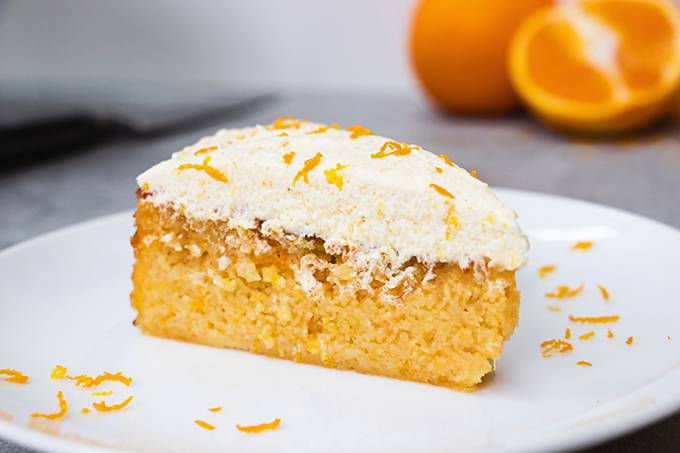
xmin=410 ymin=0 xmax=552 ymax=115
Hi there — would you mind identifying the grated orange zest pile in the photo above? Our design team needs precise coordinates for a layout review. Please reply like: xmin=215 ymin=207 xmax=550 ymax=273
xmin=429 ymin=183 xmax=455 ymax=199
xmin=345 ymin=125 xmax=372 ymax=139
xmin=626 ymin=336 xmax=634 ymax=345
xmin=50 ymin=365 xmax=67 ymax=380
xmin=438 ymin=154 xmax=455 ymax=167
xmin=194 ymin=146 xmax=218 ymax=156
xmin=195 ymin=420 xmax=215 ymax=430
xmin=236 ymin=418 xmax=281 ymax=433
xmin=306 ymin=124 xmax=339 ymax=134
xmin=92 ymin=395 xmax=134 ymax=413
xmin=540 ymin=339 xmax=573 ymax=357
xmin=571 ymin=241 xmax=593 ymax=251
xmin=371 ymin=141 xmax=412 ymax=159
xmin=208 ymin=406 xmax=222 ymax=413
xmin=292 ymin=152 xmax=323 ymax=185
xmin=565 ymin=328 xmax=571 ymax=339
xmin=282 ymin=151 xmax=295 ymax=164
xmin=537 ymin=265 xmax=556 ymax=279
xmin=0 ymin=369 xmax=29 ymax=384
xmin=579 ymin=331 xmax=595 ymax=341
xmin=324 ymin=163 xmax=349 ymax=190
xmin=32 ymin=391 xmax=67 ymax=420
xmin=178 ymin=156 xmax=229 ymax=184
xmin=544 ymin=284 xmax=583 ymax=299
xmin=598 ymin=285 xmax=610 ymax=301
xmin=577 ymin=361 xmax=593 ymax=367
xmin=569 ymin=315 xmax=620 ymax=324
xmin=269 ymin=115 xmax=304 ymax=130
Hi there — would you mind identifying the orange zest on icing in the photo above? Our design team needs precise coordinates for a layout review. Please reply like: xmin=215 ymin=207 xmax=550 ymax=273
xmin=577 ymin=361 xmax=593 ymax=367
xmin=371 ymin=141 xmax=412 ymax=159
xmin=435 ymin=167 xmax=443 ymax=173
xmin=195 ymin=420 xmax=215 ymax=430
xmin=50 ymin=365 xmax=67 ymax=380
xmin=540 ymin=339 xmax=573 ymax=357
xmin=68 ymin=371 xmax=132 ymax=388
xmin=194 ymin=146 xmax=218 ymax=156
xmin=32 ymin=391 xmax=67 ymax=419
xmin=236 ymin=418 xmax=281 ymax=433
xmin=324 ymin=163 xmax=349 ymax=190
xmin=469 ymin=169 xmax=478 ymax=178
xmin=564 ymin=328 xmax=571 ymax=339
xmin=579 ymin=331 xmax=595 ymax=341
xmin=92 ymin=391 xmax=112 ymax=397
xmin=307 ymin=124 xmax=339 ymax=134
xmin=571 ymin=241 xmax=593 ymax=251
xmin=282 ymin=151 xmax=295 ymax=164
xmin=626 ymin=336 xmax=634 ymax=345
xmin=178 ymin=156 xmax=229 ymax=184
xmin=597 ymin=285 xmax=610 ymax=301
xmin=544 ymin=284 xmax=583 ymax=299
xmin=429 ymin=183 xmax=455 ymax=199
xmin=345 ymin=125 xmax=372 ymax=139
xmin=292 ymin=152 xmax=323 ymax=185
xmin=569 ymin=315 xmax=620 ymax=324
xmin=0 ymin=369 xmax=28 ymax=384
xmin=438 ymin=154 xmax=455 ymax=167
xmin=444 ymin=205 xmax=460 ymax=240
xmin=269 ymin=115 xmax=304 ymax=130
xmin=537 ymin=265 xmax=556 ymax=279
xmin=208 ymin=406 xmax=222 ymax=413
xmin=607 ymin=329 xmax=615 ymax=338
xmin=92 ymin=395 xmax=134 ymax=413
xmin=277 ymin=132 xmax=288 ymax=137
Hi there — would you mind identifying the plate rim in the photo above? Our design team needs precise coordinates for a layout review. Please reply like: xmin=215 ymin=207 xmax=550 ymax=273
xmin=1 ymin=187 xmax=680 ymax=453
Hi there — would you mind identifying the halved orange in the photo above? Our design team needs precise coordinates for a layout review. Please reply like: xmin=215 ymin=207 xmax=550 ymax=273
xmin=510 ymin=0 xmax=680 ymax=134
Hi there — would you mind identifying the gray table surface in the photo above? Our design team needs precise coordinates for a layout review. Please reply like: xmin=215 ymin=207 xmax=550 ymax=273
xmin=1 ymin=92 xmax=679 ymax=452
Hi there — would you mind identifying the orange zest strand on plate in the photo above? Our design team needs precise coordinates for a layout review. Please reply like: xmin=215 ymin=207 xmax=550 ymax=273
xmin=31 ymin=391 xmax=67 ymax=419
xmin=345 ymin=125 xmax=372 ymax=139
xmin=538 ymin=265 xmax=557 ymax=278
xmin=306 ymin=124 xmax=340 ymax=134
xmin=371 ymin=141 xmax=412 ymax=159
xmin=607 ymin=329 xmax=615 ymax=339
xmin=577 ymin=361 xmax=593 ymax=367
xmin=579 ymin=331 xmax=595 ymax=341
xmin=547 ymin=305 xmax=562 ymax=312
xmin=438 ymin=154 xmax=455 ymax=167
xmin=194 ymin=146 xmax=218 ymax=156
xmin=50 ymin=365 xmax=67 ymax=380
xmin=195 ymin=420 xmax=216 ymax=430
xmin=68 ymin=371 xmax=132 ymax=388
xmin=540 ymin=339 xmax=573 ymax=357
xmin=81 ymin=408 xmax=91 ymax=414
xmin=92 ymin=391 xmax=112 ymax=397
xmin=626 ymin=336 xmax=634 ymax=345
xmin=324 ymin=164 xmax=349 ymax=190
xmin=544 ymin=284 xmax=583 ymax=299
xmin=569 ymin=315 xmax=620 ymax=324
xmin=269 ymin=115 xmax=304 ymax=130
xmin=571 ymin=241 xmax=593 ymax=251
xmin=429 ymin=183 xmax=455 ymax=199
xmin=208 ymin=406 xmax=222 ymax=413
xmin=0 ymin=369 xmax=29 ymax=384
xmin=598 ymin=285 xmax=610 ymax=301
xmin=282 ymin=151 xmax=295 ymax=164
xmin=178 ymin=156 xmax=229 ymax=184
xmin=92 ymin=395 xmax=134 ymax=413
xmin=292 ymin=152 xmax=323 ymax=185
xmin=565 ymin=328 xmax=571 ymax=339
xmin=236 ymin=418 xmax=281 ymax=433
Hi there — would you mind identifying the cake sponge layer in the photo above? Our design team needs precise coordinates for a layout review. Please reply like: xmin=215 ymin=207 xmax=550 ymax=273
xmin=131 ymin=199 xmax=520 ymax=389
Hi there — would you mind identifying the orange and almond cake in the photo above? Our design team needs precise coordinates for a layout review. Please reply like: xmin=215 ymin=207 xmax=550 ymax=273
xmin=131 ymin=117 xmax=528 ymax=389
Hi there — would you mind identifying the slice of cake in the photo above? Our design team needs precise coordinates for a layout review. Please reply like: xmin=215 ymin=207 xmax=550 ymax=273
xmin=131 ymin=116 xmax=528 ymax=389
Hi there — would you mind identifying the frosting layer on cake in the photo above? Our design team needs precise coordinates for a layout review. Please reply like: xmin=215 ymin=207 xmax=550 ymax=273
xmin=137 ymin=117 xmax=528 ymax=271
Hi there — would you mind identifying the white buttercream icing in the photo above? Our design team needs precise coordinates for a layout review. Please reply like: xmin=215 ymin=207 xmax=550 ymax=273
xmin=137 ymin=117 xmax=528 ymax=272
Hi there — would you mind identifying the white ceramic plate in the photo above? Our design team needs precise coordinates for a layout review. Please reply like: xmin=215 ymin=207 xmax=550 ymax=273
xmin=1 ymin=189 xmax=680 ymax=453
